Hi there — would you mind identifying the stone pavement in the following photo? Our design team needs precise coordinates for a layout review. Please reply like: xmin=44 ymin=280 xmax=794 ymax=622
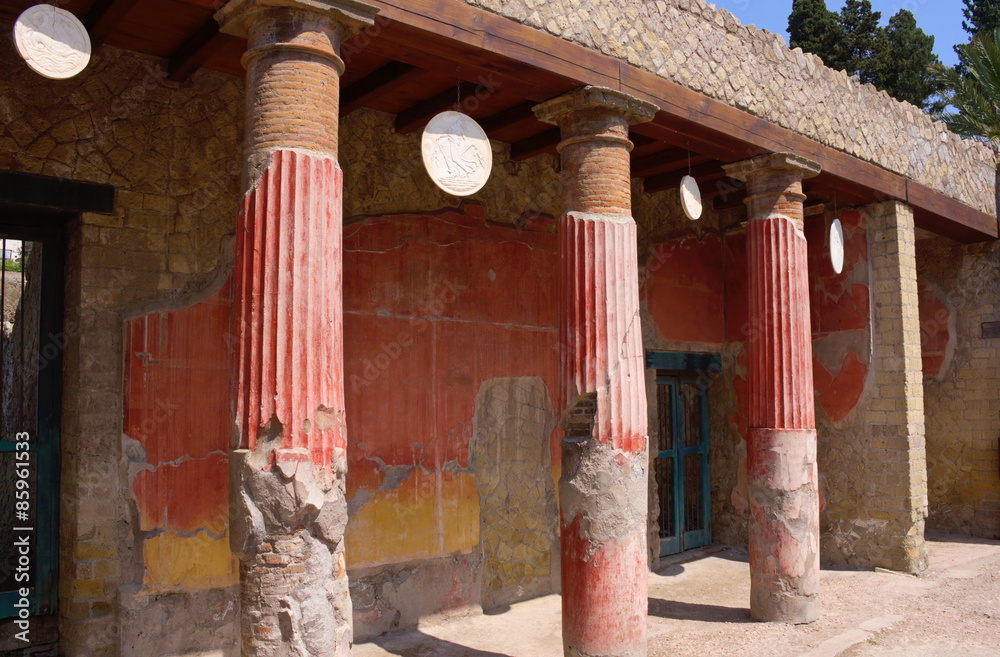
xmin=354 ymin=535 xmax=1000 ymax=657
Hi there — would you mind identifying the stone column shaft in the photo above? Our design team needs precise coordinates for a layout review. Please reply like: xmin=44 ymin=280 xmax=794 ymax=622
xmin=216 ymin=1 xmax=378 ymax=655
xmin=535 ymin=87 xmax=656 ymax=657
xmin=724 ymin=153 xmax=822 ymax=624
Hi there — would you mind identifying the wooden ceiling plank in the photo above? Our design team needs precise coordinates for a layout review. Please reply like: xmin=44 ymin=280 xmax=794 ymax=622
xmin=510 ymin=128 xmax=561 ymax=161
xmin=478 ymin=101 xmax=537 ymax=136
xmin=167 ymin=18 xmax=228 ymax=82
xmin=341 ymin=61 xmax=426 ymax=115
xmin=85 ymin=0 xmax=143 ymax=47
xmin=394 ymin=81 xmax=479 ymax=134
xmin=644 ymin=163 xmax=726 ymax=194
xmin=632 ymin=149 xmax=710 ymax=179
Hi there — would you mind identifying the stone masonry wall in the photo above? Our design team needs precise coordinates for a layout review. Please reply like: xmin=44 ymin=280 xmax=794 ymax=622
xmin=0 ymin=27 xmax=242 ymax=656
xmin=461 ymin=0 xmax=995 ymax=214
xmin=918 ymin=238 xmax=1000 ymax=540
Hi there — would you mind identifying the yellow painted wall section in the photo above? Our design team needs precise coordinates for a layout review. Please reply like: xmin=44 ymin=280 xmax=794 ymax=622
xmin=142 ymin=531 xmax=238 ymax=593
xmin=346 ymin=470 xmax=480 ymax=569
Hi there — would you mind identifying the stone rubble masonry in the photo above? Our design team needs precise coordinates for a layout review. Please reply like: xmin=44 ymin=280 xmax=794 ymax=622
xmin=461 ymin=0 xmax=995 ymax=215
xmin=1 ymin=27 xmax=243 ymax=656
xmin=724 ymin=153 xmax=821 ymax=624
xmin=859 ymin=201 xmax=929 ymax=573
xmin=535 ymin=86 xmax=654 ymax=657
xmin=917 ymin=237 xmax=1000 ymax=541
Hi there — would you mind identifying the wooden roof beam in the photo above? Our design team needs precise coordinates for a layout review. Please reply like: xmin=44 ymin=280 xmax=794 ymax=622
xmin=395 ymin=81 xmax=482 ymax=134
xmin=478 ymin=101 xmax=537 ymax=136
xmin=341 ymin=61 xmax=426 ymax=116
xmin=85 ymin=0 xmax=142 ymax=48
xmin=632 ymin=148 xmax=709 ymax=179
xmin=644 ymin=163 xmax=726 ymax=194
xmin=510 ymin=128 xmax=560 ymax=161
xmin=168 ymin=19 xmax=230 ymax=83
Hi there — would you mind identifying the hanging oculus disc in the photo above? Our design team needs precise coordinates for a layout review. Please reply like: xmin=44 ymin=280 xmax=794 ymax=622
xmin=14 ymin=5 xmax=92 ymax=80
xmin=830 ymin=218 xmax=845 ymax=275
xmin=421 ymin=111 xmax=493 ymax=197
xmin=680 ymin=175 xmax=703 ymax=221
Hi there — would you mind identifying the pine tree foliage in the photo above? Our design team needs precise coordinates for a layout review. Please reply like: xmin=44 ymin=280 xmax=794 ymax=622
xmin=877 ymin=10 xmax=941 ymax=109
xmin=787 ymin=1 xmax=942 ymax=109
xmin=788 ymin=0 xmax=842 ymax=68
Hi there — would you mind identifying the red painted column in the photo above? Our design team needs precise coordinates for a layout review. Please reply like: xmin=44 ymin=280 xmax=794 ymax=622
xmin=535 ymin=87 xmax=656 ymax=657
xmin=723 ymin=153 xmax=822 ymax=624
xmin=215 ymin=1 xmax=377 ymax=655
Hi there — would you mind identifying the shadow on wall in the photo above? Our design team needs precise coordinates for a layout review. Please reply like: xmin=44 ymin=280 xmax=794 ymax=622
xmin=359 ymin=630 xmax=513 ymax=657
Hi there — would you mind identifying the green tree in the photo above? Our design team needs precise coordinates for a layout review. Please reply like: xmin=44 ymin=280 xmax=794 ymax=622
xmin=836 ymin=0 xmax=883 ymax=84
xmin=962 ymin=0 xmax=1000 ymax=36
xmin=876 ymin=10 xmax=942 ymax=109
xmin=788 ymin=0 xmax=843 ymax=68
xmin=957 ymin=0 xmax=1000 ymax=72
xmin=933 ymin=27 xmax=1000 ymax=148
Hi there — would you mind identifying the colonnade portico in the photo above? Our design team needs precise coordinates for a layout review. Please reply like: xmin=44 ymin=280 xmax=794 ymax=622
xmin=214 ymin=0 xmax=918 ymax=645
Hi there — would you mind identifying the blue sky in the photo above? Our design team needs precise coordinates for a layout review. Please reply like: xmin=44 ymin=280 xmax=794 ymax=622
xmin=708 ymin=1 xmax=968 ymax=67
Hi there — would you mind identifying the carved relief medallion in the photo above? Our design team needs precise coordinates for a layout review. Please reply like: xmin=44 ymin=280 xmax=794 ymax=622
xmin=14 ymin=5 xmax=92 ymax=80
xmin=422 ymin=111 xmax=493 ymax=197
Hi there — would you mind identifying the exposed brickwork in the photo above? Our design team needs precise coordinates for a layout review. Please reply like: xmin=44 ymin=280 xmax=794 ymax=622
xmin=863 ymin=201 xmax=928 ymax=573
xmin=536 ymin=87 xmax=654 ymax=657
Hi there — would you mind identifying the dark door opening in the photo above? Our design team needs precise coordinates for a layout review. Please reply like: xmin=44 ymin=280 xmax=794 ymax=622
xmin=647 ymin=351 xmax=719 ymax=559
xmin=0 ymin=218 xmax=65 ymax=619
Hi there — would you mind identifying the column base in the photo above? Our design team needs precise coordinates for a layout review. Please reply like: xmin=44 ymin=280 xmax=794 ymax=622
xmin=230 ymin=449 xmax=351 ymax=657
xmin=560 ymin=422 xmax=648 ymax=657
xmin=747 ymin=428 xmax=820 ymax=625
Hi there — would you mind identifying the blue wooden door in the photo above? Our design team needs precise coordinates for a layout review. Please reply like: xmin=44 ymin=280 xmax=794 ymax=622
xmin=654 ymin=375 xmax=711 ymax=557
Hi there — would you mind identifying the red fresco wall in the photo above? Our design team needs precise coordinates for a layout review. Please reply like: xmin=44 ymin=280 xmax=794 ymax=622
xmin=645 ymin=210 xmax=871 ymax=441
xmin=121 ymin=205 xmax=560 ymax=590
xmin=342 ymin=205 xmax=560 ymax=569
xmin=123 ymin=281 xmax=237 ymax=592
xmin=642 ymin=234 xmax=726 ymax=345
xmin=917 ymin=276 xmax=954 ymax=379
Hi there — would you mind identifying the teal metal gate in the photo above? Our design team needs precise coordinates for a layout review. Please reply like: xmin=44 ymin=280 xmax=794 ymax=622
xmin=647 ymin=352 xmax=718 ymax=558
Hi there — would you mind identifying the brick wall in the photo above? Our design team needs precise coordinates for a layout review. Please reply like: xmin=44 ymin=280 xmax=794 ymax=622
xmin=918 ymin=238 xmax=1000 ymax=540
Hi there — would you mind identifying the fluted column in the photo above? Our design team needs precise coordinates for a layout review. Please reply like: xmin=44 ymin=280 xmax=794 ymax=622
xmin=724 ymin=153 xmax=822 ymax=624
xmin=535 ymin=87 xmax=656 ymax=657
xmin=216 ymin=1 xmax=377 ymax=655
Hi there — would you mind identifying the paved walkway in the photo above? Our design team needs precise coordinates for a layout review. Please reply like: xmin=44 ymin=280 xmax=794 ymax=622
xmin=355 ymin=535 xmax=1000 ymax=657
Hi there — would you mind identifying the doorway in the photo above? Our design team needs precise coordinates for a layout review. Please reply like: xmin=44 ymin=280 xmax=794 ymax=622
xmin=646 ymin=352 xmax=717 ymax=558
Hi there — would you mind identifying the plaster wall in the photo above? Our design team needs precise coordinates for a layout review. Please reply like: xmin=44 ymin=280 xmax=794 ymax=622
xmin=918 ymin=239 xmax=1000 ymax=540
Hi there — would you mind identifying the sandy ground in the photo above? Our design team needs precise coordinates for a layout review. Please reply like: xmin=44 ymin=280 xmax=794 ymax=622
xmin=354 ymin=535 xmax=1000 ymax=657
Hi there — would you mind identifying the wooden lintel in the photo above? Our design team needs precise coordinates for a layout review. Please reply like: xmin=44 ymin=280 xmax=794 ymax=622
xmin=510 ymin=128 xmax=561 ymax=161
xmin=365 ymin=0 xmax=996 ymax=242
xmin=341 ymin=61 xmax=425 ymax=116
xmin=85 ymin=0 xmax=142 ymax=47
xmin=168 ymin=19 xmax=228 ymax=83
